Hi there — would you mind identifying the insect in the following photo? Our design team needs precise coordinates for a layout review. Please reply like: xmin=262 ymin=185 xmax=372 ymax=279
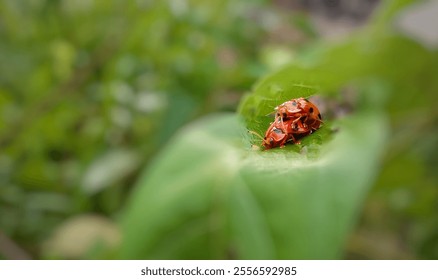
xmin=250 ymin=97 xmax=323 ymax=150
xmin=262 ymin=117 xmax=313 ymax=149
xmin=275 ymin=97 xmax=322 ymax=131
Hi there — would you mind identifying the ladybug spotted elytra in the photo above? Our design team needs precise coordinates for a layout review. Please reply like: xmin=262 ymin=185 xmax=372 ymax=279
xmin=262 ymin=117 xmax=289 ymax=149
xmin=250 ymin=97 xmax=323 ymax=150
xmin=275 ymin=97 xmax=322 ymax=131
xmin=262 ymin=116 xmax=313 ymax=149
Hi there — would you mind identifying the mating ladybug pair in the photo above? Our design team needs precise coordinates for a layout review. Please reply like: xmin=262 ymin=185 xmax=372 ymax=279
xmin=253 ymin=97 xmax=323 ymax=150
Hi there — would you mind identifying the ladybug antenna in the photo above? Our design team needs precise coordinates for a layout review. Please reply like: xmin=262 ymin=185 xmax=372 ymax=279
xmin=265 ymin=110 xmax=276 ymax=117
xmin=247 ymin=130 xmax=264 ymax=141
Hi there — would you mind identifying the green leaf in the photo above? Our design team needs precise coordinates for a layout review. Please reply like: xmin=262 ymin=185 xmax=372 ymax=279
xmin=120 ymin=105 xmax=387 ymax=259
xmin=119 ymin=0 xmax=429 ymax=259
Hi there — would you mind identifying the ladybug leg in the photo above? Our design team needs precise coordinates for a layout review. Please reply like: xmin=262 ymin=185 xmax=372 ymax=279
xmin=278 ymin=116 xmax=288 ymax=131
xmin=286 ymin=120 xmax=303 ymax=145
xmin=288 ymin=133 xmax=301 ymax=145
xmin=308 ymin=118 xmax=323 ymax=131
xmin=277 ymin=118 xmax=288 ymax=148
xmin=290 ymin=117 xmax=304 ymax=130
xmin=279 ymin=135 xmax=288 ymax=148
xmin=300 ymin=115 xmax=309 ymax=128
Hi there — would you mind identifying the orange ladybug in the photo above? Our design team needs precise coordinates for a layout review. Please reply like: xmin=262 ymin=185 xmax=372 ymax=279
xmin=262 ymin=117 xmax=314 ymax=149
xmin=275 ymin=97 xmax=322 ymax=131
xmin=262 ymin=117 xmax=289 ymax=149
xmin=251 ymin=97 xmax=322 ymax=150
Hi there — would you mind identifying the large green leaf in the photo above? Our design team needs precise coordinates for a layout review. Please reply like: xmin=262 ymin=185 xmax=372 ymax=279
xmin=119 ymin=0 xmax=429 ymax=259
xmin=120 ymin=99 xmax=387 ymax=259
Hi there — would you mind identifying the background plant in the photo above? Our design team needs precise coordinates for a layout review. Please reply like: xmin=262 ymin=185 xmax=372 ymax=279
xmin=0 ymin=0 xmax=437 ymax=259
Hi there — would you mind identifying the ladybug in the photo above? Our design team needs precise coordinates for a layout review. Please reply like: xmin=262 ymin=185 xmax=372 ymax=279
xmin=275 ymin=97 xmax=322 ymax=131
xmin=262 ymin=117 xmax=289 ymax=149
xmin=250 ymin=97 xmax=323 ymax=150
xmin=262 ymin=117 xmax=313 ymax=149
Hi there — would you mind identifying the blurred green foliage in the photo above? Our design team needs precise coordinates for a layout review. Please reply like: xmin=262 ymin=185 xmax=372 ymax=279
xmin=1 ymin=0 xmax=438 ymax=260
xmin=0 ymin=0 xmax=272 ymax=259
xmin=121 ymin=0 xmax=438 ymax=260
